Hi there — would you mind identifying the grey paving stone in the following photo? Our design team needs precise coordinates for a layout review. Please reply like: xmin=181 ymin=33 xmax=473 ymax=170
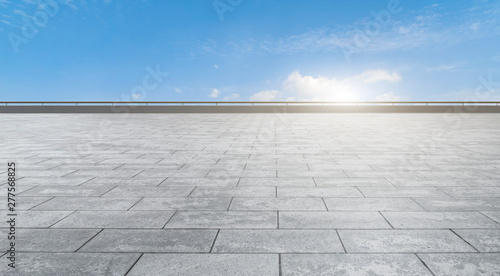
xmin=314 ymin=177 xmax=393 ymax=186
xmin=382 ymin=212 xmax=500 ymax=229
xmin=324 ymin=198 xmax=425 ymax=211
xmin=277 ymin=187 xmax=363 ymax=198
xmin=279 ymin=212 xmax=391 ymax=229
xmin=4 ymin=113 xmax=500 ymax=275
xmin=165 ymin=211 xmax=277 ymax=228
xmin=19 ymin=176 xmax=95 ymax=186
xmin=386 ymin=178 xmax=467 ymax=187
xmin=0 ymin=253 xmax=140 ymax=276
xmin=238 ymin=177 xmax=316 ymax=187
xmin=0 ymin=211 xmax=72 ymax=228
xmin=52 ymin=211 xmax=175 ymax=228
xmin=82 ymin=177 xmax=167 ymax=186
xmin=439 ymin=187 xmax=500 ymax=197
xmin=19 ymin=186 xmax=113 ymax=197
xmin=0 ymin=196 xmax=53 ymax=210
xmin=230 ymin=198 xmax=326 ymax=211
xmin=0 ymin=229 xmax=99 ymax=252
xmin=419 ymin=253 xmax=500 ymax=276
xmin=102 ymin=186 xmax=194 ymax=197
xmin=212 ymin=229 xmax=343 ymax=253
xmin=359 ymin=187 xmax=450 ymax=197
xmin=80 ymin=229 xmax=217 ymax=252
xmin=33 ymin=197 xmax=141 ymax=211
xmin=338 ymin=230 xmax=476 ymax=253
xmin=414 ymin=198 xmax=500 ymax=211
xmin=282 ymin=254 xmax=433 ymax=275
xmin=160 ymin=177 xmax=239 ymax=187
xmin=131 ymin=197 xmax=231 ymax=210
xmin=279 ymin=170 xmax=347 ymax=177
xmin=454 ymin=229 xmax=500 ymax=252
xmin=189 ymin=187 xmax=276 ymax=198
xmin=481 ymin=211 xmax=500 ymax=224
xmin=208 ymin=170 xmax=276 ymax=178
xmin=127 ymin=253 xmax=279 ymax=276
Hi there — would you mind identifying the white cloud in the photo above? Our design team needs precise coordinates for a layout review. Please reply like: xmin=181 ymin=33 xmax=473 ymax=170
xmin=376 ymin=92 xmax=401 ymax=101
xmin=224 ymin=93 xmax=240 ymax=101
xmin=250 ymin=90 xmax=281 ymax=101
xmin=214 ymin=64 xmax=219 ymax=69
xmin=283 ymin=70 xmax=401 ymax=101
xmin=426 ymin=63 xmax=460 ymax=72
xmin=174 ymin=88 xmax=182 ymax=93
xmin=198 ymin=2 xmax=500 ymax=59
xmin=470 ymin=22 xmax=481 ymax=30
xmin=132 ymin=93 xmax=143 ymax=100
xmin=209 ymin=88 xmax=220 ymax=98
xmin=357 ymin=70 xmax=401 ymax=83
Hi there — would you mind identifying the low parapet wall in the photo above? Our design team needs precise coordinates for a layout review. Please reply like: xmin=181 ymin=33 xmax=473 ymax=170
xmin=1 ymin=105 xmax=500 ymax=113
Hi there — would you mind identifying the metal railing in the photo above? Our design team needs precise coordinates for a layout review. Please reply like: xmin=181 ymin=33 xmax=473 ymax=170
xmin=1 ymin=101 xmax=500 ymax=106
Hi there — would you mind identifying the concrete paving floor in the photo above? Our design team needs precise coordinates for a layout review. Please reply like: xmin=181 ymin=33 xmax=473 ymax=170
xmin=0 ymin=113 xmax=500 ymax=275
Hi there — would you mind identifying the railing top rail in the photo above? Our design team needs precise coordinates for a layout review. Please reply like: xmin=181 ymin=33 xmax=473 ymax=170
xmin=1 ymin=101 xmax=500 ymax=105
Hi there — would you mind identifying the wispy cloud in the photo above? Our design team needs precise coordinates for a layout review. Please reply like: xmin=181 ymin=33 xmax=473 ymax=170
xmin=282 ymin=69 xmax=401 ymax=101
xmin=425 ymin=63 xmax=463 ymax=72
xmin=196 ymin=2 xmax=500 ymax=57
xmin=250 ymin=90 xmax=281 ymax=101
xmin=209 ymin=88 xmax=220 ymax=98
xmin=224 ymin=93 xmax=240 ymax=101
xmin=376 ymin=91 xmax=401 ymax=101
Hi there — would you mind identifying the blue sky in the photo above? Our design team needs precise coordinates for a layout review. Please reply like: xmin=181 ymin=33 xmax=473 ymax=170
xmin=1 ymin=0 xmax=499 ymax=101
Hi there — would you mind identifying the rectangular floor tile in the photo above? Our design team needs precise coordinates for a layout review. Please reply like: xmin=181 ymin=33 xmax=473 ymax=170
xmin=324 ymin=198 xmax=425 ymax=211
xmin=160 ymin=177 xmax=239 ymax=187
xmin=33 ymin=197 xmax=141 ymax=211
xmin=102 ymin=186 xmax=194 ymax=197
xmin=189 ymin=187 xmax=276 ymax=198
xmin=418 ymin=253 xmax=500 ymax=276
xmin=19 ymin=186 xmax=113 ymax=197
xmin=0 ymin=211 xmax=72 ymax=228
xmin=0 ymin=196 xmax=53 ymax=210
xmin=213 ymin=229 xmax=343 ymax=253
xmin=314 ymin=177 xmax=393 ymax=186
xmin=52 ymin=211 xmax=175 ymax=228
xmin=127 ymin=254 xmax=278 ymax=276
xmin=279 ymin=212 xmax=391 ymax=229
xmin=481 ymin=211 xmax=500 ymax=224
xmin=454 ymin=229 xmax=500 ymax=252
xmin=277 ymin=187 xmax=363 ymax=198
xmin=439 ymin=187 xmax=500 ymax=197
xmin=414 ymin=198 xmax=500 ymax=211
xmin=282 ymin=254 xmax=433 ymax=275
xmin=80 ymin=229 xmax=217 ymax=252
xmin=130 ymin=197 xmax=231 ymax=210
xmin=278 ymin=170 xmax=347 ymax=177
xmin=0 ymin=253 xmax=140 ymax=276
xmin=165 ymin=211 xmax=277 ymax=229
xmin=0 ymin=229 xmax=99 ymax=252
xmin=338 ymin=229 xmax=476 ymax=253
xmin=230 ymin=198 xmax=326 ymax=211
xmin=238 ymin=177 xmax=316 ymax=187
xmin=359 ymin=187 xmax=450 ymax=197
xmin=382 ymin=212 xmax=500 ymax=229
